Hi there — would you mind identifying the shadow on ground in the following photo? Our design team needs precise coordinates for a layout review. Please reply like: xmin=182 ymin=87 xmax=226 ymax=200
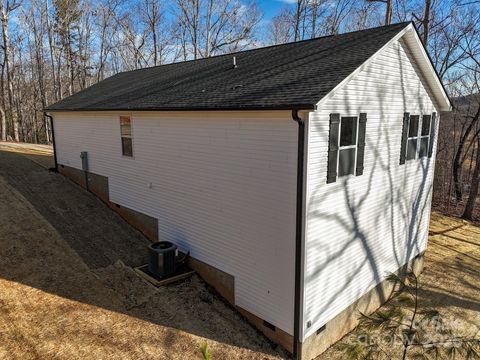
xmin=0 ymin=149 xmax=287 ymax=359
xmin=317 ymin=213 xmax=480 ymax=359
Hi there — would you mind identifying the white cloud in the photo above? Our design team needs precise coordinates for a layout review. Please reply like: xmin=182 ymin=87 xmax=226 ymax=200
xmin=275 ymin=0 xmax=298 ymax=4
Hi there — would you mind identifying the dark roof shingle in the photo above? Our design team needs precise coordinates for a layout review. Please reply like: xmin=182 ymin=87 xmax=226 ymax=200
xmin=47 ymin=22 xmax=410 ymax=111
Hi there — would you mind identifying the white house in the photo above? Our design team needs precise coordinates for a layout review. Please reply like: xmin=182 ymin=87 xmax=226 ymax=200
xmin=46 ymin=22 xmax=451 ymax=360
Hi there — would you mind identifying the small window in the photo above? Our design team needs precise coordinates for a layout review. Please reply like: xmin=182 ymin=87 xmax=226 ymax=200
xmin=406 ymin=115 xmax=419 ymax=161
xmin=419 ymin=115 xmax=430 ymax=158
xmin=340 ymin=117 xmax=357 ymax=146
xmin=421 ymin=116 xmax=430 ymax=136
xmin=120 ymin=116 xmax=133 ymax=157
xmin=408 ymin=116 xmax=419 ymax=138
xmin=338 ymin=116 xmax=358 ymax=177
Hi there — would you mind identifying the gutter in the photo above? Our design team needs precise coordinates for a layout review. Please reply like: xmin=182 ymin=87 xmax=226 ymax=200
xmin=44 ymin=105 xmax=316 ymax=112
xmin=292 ymin=109 xmax=306 ymax=360
xmin=44 ymin=112 xmax=58 ymax=172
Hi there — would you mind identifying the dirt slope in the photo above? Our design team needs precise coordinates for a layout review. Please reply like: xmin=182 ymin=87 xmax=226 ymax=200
xmin=0 ymin=144 xmax=478 ymax=360
xmin=0 ymin=148 xmax=286 ymax=360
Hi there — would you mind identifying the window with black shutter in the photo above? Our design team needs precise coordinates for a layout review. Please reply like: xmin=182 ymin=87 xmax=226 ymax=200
xmin=401 ymin=112 xmax=436 ymax=162
xmin=327 ymin=114 xmax=340 ymax=183
xmin=419 ymin=115 xmax=431 ymax=158
xmin=406 ymin=115 xmax=419 ymax=161
xmin=338 ymin=116 xmax=357 ymax=177
xmin=120 ymin=115 xmax=133 ymax=157
xmin=400 ymin=112 xmax=409 ymax=165
xmin=327 ymin=113 xmax=367 ymax=183
xmin=356 ymin=113 xmax=367 ymax=176
xmin=428 ymin=112 xmax=437 ymax=158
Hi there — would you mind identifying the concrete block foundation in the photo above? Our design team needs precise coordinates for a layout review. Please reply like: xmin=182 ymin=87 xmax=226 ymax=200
xmin=187 ymin=255 xmax=294 ymax=353
xmin=300 ymin=253 xmax=424 ymax=360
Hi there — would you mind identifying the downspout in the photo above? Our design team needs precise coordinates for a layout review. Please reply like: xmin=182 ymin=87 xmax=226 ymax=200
xmin=44 ymin=112 xmax=58 ymax=172
xmin=292 ymin=109 xmax=305 ymax=360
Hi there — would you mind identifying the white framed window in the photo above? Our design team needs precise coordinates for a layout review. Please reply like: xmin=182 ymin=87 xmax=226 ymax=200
xmin=120 ymin=115 xmax=133 ymax=157
xmin=406 ymin=115 xmax=419 ymax=161
xmin=400 ymin=112 xmax=436 ymax=165
xmin=338 ymin=116 xmax=358 ymax=177
xmin=419 ymin=115 xmax=431 ymax=158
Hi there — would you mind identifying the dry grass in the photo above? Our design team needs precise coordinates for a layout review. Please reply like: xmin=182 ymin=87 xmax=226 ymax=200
xmin=423 ymin=213 xmax=480 ymax=335
xmin=0 ymin=141 xmax=53 ymax=156
xmin=0 ymin=142 xmax=54 ymax=169
xmin=0 ymin=144 xmax=478 ymax=360
xmin=321 ymin=212 xmax=480 ymax=359
xmin=0 ymin=174 xmax=285 ymax=360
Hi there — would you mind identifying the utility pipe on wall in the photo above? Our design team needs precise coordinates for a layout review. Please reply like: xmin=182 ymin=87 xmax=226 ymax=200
xmin=292 ymin=109 xmax=306 ymax=359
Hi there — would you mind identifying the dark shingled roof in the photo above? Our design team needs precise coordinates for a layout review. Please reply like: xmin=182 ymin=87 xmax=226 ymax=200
xmin=46 ymin=22 xmax=410 ymax=111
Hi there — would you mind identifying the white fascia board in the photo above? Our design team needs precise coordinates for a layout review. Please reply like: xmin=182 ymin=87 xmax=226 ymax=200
xmin=403 ymin=27 xmax=452 ymax=111
xmin=316 ymin=23 xmax=452 ymax=112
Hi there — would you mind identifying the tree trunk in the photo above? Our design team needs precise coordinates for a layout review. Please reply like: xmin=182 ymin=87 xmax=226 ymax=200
xmin=462 ymin=139 xmax=480 ymax=220
xmin=294 ymin=0 xmax=303 ymax=41
xmin=1 ymin=5 xmax=19 ymax=141
xmin=422 ymin=0 xmax=431 ymax=46
xmin=0 ymin=61 xmax=5 ymax=141
xmin=205 ymin=0 xmax=213 ymax=57
xmin=151 ymin=0 xmax=159 ymax=65
xmin=453 ymin=106 xmax=480 ymax=202
xmin=67 ymin=28 xmax=74 ymax=96
xmin=311 ymin=2 xmax=317 ymax=36
xmin=0 ymin=107 xmax=5 ymax=141
xmin=46 ymin=0 xmax=58 ymax=102
xmin=32 ymin=4 xmax=50 ymax=143
xmin=385 ymin=0 xmax=392 ymax=25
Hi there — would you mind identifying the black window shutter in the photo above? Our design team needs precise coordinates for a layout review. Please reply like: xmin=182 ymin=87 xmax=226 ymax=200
xmin=356 ymin=113 xmax=367 ymax=176
xmin=327 ymin=113 xmax=340 ymax=183
xmin=399 ymin=112 xmax=410 ymax=165
xmin=428 ymin=112 xmax=437 ymax=158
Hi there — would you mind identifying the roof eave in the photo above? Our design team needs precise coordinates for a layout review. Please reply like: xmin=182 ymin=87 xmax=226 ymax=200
xmin=44 ymin=104 xmax=316 ymax=112
xmin=406 ymin=23 xmax=452 ymax=112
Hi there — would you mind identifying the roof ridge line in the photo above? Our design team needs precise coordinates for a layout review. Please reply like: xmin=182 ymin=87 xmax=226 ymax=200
xmin=119 ymin=21 xmax=413 ymax=75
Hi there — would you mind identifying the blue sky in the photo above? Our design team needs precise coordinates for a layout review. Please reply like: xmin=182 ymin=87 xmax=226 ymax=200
xmin=258 ymin=0 xmax=293 ymax=20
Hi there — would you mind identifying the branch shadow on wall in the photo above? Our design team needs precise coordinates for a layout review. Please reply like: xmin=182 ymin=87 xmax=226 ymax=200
xmin=0 ymin=149 xmax=287 ymax=358
xmin=303 ymin=43 xmax=435 ymax=332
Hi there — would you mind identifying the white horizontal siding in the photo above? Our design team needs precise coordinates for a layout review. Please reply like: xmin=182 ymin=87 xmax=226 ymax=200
xmin=53 ymin=111 xmax=297 ymax=334
xmin=303 ymin=37 xmax=438 ymax=340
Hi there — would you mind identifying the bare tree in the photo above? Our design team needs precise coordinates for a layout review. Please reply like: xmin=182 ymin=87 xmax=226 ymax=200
xmin=269 ymin=8 xmax=294 ymax=45
xmin=452 ymin=98 xmax=480 ymax=202
xmin=271 ymin=0 xmax=368 ymax=44
xmin=77 ymin=3 xmax=93 ymax=90
xmin=460 ymin=46 xmax=480 ymax=219
xmin=324 ymin=0 xmax=353 ymax=35
xmin=0 ymin=55 xmax=6 ymax=141
xmin=293 ymin=0 xmax=305 ymax=41
xmin=111 ymin=7 xmax=148 ymax=70
xmin=412 ymin=0 xmax=431 ymax=45
xmin=45 ymin=0 xmax=59 ymax=101
xmin=463 ymin=133 xmax=480 ymax=219
xmin=1 ymin=0 xmax=22 ymax=141
xmin=366 ymin=0 xmax=393 ymax=25
xmin=140 ymin=0 xmax=165 ymax=66
xmin=174 ymin=0 xmax=261 ymax=59
xmin=0 ymin=0 xmax=478 ymax=227
xmin=25 ymin=0 xmax=50 ymax=142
